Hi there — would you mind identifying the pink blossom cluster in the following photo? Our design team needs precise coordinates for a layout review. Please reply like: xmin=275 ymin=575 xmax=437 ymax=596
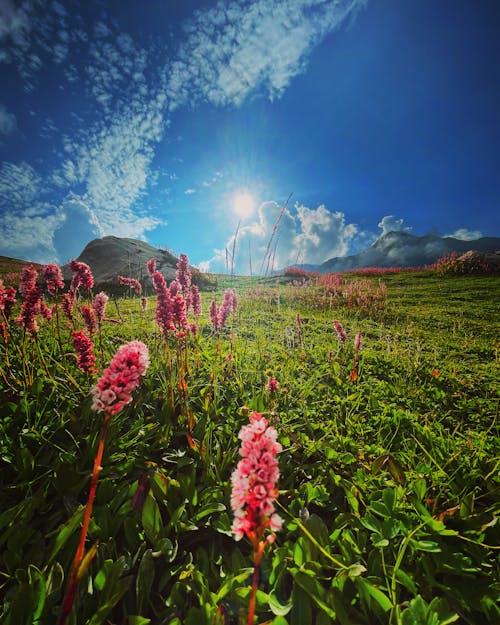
xmin=265 ymin=376 xmax=279 ymax=393
xmin=148 ymin=255 xmax=200 ymax=338
xmin=61 ymin=293 xmax=74 ymax=320
xmin=92 ymin=292 xmax=108 ymax=324
xmin=190 ymin=284 xmax=202 ymax=316
xmin=72 ymin=331 xmax=97 ymax=374
xmin=16 ymin=285 xmax=43 ymax=333
xmin=81 ymin=305 xmax=96 ymax=334
xmin=91 ymin=341 xmax=149 ymax=417
xmin=43 ymin=264 xmax=65 ymax=295
xmin=231 ymin=412 xmax=282 ymax=543
xmin=69 ymin=260 xmax=94 ymax=294
xmin=176 ymin=253 xmax=191 ymax=295
xmin=333 ymin=320 xmax=347 ymax=343
xmin=19 ymin=265 xmax=38 ymax=298
xmin=354 ymin=330 xmax=363 ymax=351
xmin=0 ymin=280 xmax=16 ymax=318
xmin=151 ymin=270 xmax=174 ymax=336
xmin=118 ymin=275 xmax=142 ymax=295
xmin=209 ymin=288 xmax=238 ymax=331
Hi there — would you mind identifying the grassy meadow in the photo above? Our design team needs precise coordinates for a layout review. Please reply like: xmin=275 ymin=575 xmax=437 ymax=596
xmin=0 ymin=266 xmax=499 ymax=625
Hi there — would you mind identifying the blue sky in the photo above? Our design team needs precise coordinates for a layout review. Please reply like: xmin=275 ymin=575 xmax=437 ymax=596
xmin=0 ymin=0 xmax=499 ymax=273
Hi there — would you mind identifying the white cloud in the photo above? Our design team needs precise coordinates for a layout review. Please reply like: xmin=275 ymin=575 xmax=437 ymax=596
xmin=0 ymin=0 xmax=72 ymax=87
xmin=378 ymin=215 xmax=412 ymax=236
xmin=445 ymin=228 xmax=482 ymax=241
xmin=166 ymin=0 xmax=366 ymax=110
xmin=184 ymin=188 xmax=196 ymax=195
xmin=0 ymin=161 xmax=41 ymax=208
xmin=203 ymin=201 xmax=358 ymax=273
xmin=0 ymin=104 xmax=16 ymax=135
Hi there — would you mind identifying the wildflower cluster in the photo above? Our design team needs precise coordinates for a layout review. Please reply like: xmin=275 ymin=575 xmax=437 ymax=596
xmin=72 ymin=331 xmax=97 ymax=374
xmin=231 ymin=412 xmax=282 ymax=543
xmin=149 ymin=254 xmax=200 ymax=337
xmin=333 ymin=319 xmax=347 ymax=343
xmin=92 ymin=292 xmax=108 ymax=324
xmin=91 ymin=341 xmax=149 ymax=417
xmin=43 ymin=264 xmax=65 ymax=295
xmin=118 ymin=275 xmax=142 ymax=294
xmin=209 ymin=288 xmax=238 ymax=331
xmin=69 ymin=260 xmax=94 ymax=294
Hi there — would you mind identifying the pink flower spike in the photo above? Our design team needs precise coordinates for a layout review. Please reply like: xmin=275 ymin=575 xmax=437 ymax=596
xmin=333 ymin=320 xmax=347 ymax=343
xmin=176 ymin=253 xmax=191 ymax=294
xmin=92 ymin=292 xmax=109 ymax=324
xmin=73 ymin=330 xmax=97 ymax=374
xmin=354 ymin=330 xmax=363 ymax=352
xmin=43 ymin=263 xmax=65 ymax=295
xmin=265 ymin=376 xmax=279 ymax=393
xmin=230 ymin=412 xmax=282 ymax=545
xmin=91 ymin=341 xmax=149 ymax=418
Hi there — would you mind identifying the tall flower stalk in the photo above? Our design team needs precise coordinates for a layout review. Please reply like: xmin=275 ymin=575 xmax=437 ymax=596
xmin=231 ymin=412 xmax=282 ymax=624
xmin=58 ymin=341 xmax=149 ymax=625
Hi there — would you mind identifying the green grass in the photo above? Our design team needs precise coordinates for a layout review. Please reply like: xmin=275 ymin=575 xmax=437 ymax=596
xmin=0 ymin=271 xmax=499 ymax=625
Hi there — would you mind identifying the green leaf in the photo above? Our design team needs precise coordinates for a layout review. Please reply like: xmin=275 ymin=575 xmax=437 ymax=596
xmin=136 ymin=549 xmax=155 ymax=615
xmin=128 ymin=617 xmax=152 ymax=625
xmin=356 ymin=578 xmax=392 ymax=612
xmin=47 ymin=507 xmax=85 ymax=564
xmin=28 ymin=565 xmax=46 ymax=625
xmin=269 ymin=588 xmax=293 ymax=616
xmin=142 ymin=493 xmax=162 ymax=541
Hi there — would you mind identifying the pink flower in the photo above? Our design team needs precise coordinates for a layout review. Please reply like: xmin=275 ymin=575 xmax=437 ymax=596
xmin=69 ymin=260 xmax=94 ymax=294
xmin=265 ymin=376 xmax=279 ymax=393
xmin=151 ymin=271 xmax=174 ymax=336
xmin=73 ymin=330 xmax=97 ymax=374
xmin=176 ymin=253 xmax=191 ymax=295
xmin=62 ymin=293 xmax=74 ymax=320
xmin=354 ymin=330 xmax=363 ymax=352
xmin=333 ymin=320 xmax=347 ymax=343
xmin=19 ymin=265 xmax=38 ymax=298
xmin=0 ymin=281 xmax=16 ymax=319
xmin=231 ymin=412 xmax=282 ymax=543
xmin=190 ymin=284 xmax=202 ymax=316
xmin=81 ymin=305 xmax=96 ymax=335
xmin=16 ymin=285 xmax=43 ymax=333
xmin=39 ymin=300 xmax=52 ymax=320
xmin=189 ymin=322 xmax=198 ymax=336
xmin=91 ymin=341 xmax=149 ymax=417
xmin=169 ymin=280 xmax=179 ymax=297
xmin=118 ymin=275 xmax=142 ymax=295
xmin=146 ymin=258 xmax=156 ymax=276
xmin=171 ymin=294 xmax=188 ymax=329
xmin=92 ymin=292 xmax=108 ymax=324
xmin=209 ymin=300 xmax=219 ymax=330
xmin=43 ymin=263 xmax=64 ymax=295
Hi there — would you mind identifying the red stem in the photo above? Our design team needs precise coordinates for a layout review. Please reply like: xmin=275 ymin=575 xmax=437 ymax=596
xmin=247 ymin=540 xmax=265 ymax=625
xmin=58 ymin=417 xmax=110 ymax=625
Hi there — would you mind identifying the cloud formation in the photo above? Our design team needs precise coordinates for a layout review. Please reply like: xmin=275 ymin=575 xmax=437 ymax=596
xmin=0 ymin=104 xmax=16 ymax=135
xmin=205 ymin=201 xmax=358 ymax=273
xmin=445 ymin=228 xmax=483 ymax=241
xmin=166 ymin=0 xmax=366 ymax=109
xmin=378 ymin=215 xmax=412 ymax=236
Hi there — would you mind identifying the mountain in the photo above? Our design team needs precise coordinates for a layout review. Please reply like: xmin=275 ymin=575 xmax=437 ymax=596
xmin=301 ymin=232 xmax=500 ymax=273
xmin=62 ymin=236 xmax=216 ymax=291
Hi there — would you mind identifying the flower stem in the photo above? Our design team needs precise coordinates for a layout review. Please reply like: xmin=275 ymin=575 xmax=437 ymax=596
xmin=58 ymin=416 xmax=110 ymax=625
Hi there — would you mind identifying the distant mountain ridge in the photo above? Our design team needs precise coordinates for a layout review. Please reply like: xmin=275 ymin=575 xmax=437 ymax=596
xmin=295 ymin=232 xmax=500 ymax=273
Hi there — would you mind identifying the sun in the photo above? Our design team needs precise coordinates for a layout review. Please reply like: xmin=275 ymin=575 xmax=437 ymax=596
xmin=232 ymin=192 xmax=255 ymax=219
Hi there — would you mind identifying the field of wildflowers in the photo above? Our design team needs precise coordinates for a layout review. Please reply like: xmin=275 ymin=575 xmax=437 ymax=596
xmin=0 ymin=256 xmax=499 ymax=625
